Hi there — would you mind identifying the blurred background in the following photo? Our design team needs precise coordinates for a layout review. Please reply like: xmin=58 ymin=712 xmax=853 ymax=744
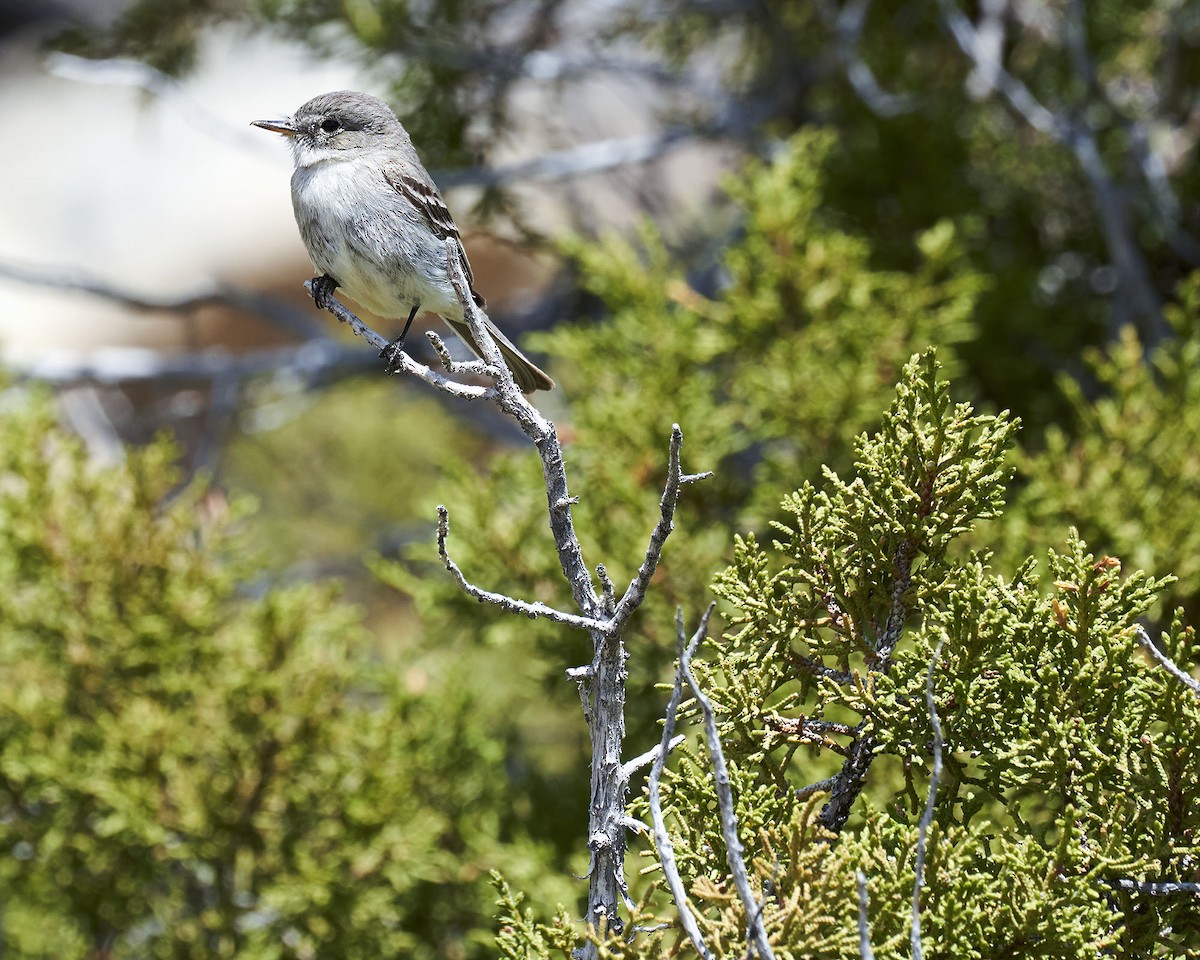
xmin=1 ymin=0 xmax=1198 ymax=956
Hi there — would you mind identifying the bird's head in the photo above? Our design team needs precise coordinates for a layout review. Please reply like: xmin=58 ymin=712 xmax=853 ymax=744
xmin=252 ymin=91 xmax=409 ymax=167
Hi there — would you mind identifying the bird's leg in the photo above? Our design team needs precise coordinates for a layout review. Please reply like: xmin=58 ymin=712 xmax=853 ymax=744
xmin=381 ymin=302 xmax=421 ymax=373
xmin=310 ymin=274 xmax=340 ymax=311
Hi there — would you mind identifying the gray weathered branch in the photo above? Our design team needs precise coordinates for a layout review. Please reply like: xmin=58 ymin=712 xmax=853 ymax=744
xmin=911 ymin=639 xmax=945 ymax=960
xmin=677 ymin=605 xmax=776 ymax=960
xmin=856 ymin=870 xmax=877 ymax=960
xmin=1135 ymin=625 xmax=1200 ymax=698
xmin=609 ymin=426 xmax=713 ymax=632
xmin=622 ymin=735 xmax=685 ymax=781
xmin=648 ymin=609 xmax=717 ymax=960
xmin=1110 ymin=878 xmax=1200 ymax=896
xmin=436 ymin=505 xmax=608 ymax=633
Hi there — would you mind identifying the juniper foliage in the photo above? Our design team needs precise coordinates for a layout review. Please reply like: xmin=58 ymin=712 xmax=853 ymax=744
xmin=0 ymin=391 xmax=570 ymax=959
xmin=495 ymin=354 xmax=1200 ymax=957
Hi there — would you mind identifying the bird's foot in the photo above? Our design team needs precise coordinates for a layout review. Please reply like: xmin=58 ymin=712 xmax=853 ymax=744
xmin=380 ymin=336 xmax=408 ymax=374
xmin=310 ymin=275 xmax=339 ymax=311
xmin=379 ymin=303 xmax=420 ymax=374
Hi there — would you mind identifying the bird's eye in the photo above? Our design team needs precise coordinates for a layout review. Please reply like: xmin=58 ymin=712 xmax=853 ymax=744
xmin=320 ymin=118 xmax=341 ymax=133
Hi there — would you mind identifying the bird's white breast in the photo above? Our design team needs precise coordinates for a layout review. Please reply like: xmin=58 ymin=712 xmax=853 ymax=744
xmin=290 ymin=156 xmax=460 ymax=321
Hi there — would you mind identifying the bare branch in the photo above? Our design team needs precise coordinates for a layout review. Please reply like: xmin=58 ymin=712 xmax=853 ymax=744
xmin=678 ymin=606 xmax=776 ymax=960
xmin=1110 ymin=878 xmax=1200 ymax=896
xmin=647 ymin=609 xmax=717 ymax=960
xmin=436 ymin=506 xmax=607 ymax=632
xmin=817 ymin=725 xmax=874 ymax=834
xmin=911 ymin=639 xmax=945 ymax=960
xmin=766 ymin=715 xmax=857 ymax=739
xmin=856 ymin=870 xmax=877 ymax=960
xmin=1135 ymin=625 xmax=1200 ymax=698
xmin=610 ymin=425 xmax=713 ymax=630
xmin=425 ymin=330 xmax=491 ymax=379
xmin=963 ymin=0 xmax=1008 ymax=99
xmin=819 ymin=537 xmax=919 ymax=833
xmin=303 ymin=281 xmax=494 ymax=401
xmin=877 ymin=537 xmax=918 ymax=667
xmin=621 ymin=735 xmax=685 ymax=781
xmin=935 ymin=0 xmax=1059 ymax=135
xmin=597 ymin=563 xmax=617 ymax=618
xmin=442 ymin=243 xmax=602 ymax=616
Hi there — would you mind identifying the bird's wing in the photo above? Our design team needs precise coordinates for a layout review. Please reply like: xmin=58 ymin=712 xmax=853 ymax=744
xmin=382 ymin=163 xmax=480 ymax=298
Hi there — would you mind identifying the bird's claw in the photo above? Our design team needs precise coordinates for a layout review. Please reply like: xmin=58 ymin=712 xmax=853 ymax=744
xmin=380 ymin=336 xmax=407 ymax=374
xmin=310 ymin=275 xmax=339 ymax=311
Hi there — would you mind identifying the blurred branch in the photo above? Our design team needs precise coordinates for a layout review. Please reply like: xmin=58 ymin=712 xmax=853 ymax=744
xmin=439 ymin=129 xmax=697 ymax=189
xmin=11 ymin=341 xmax=375 ymax=386
xmin=824 ymin=0 xmax=917 ymax=117
xmin=1127 ymin=120 xmax=1200 ymax=265
xmin=963 ymin=0 xmax=1008 ymax=99
xmin=59 ymin=385 xmax=125 ymax=466
xmin=0 ymin=257 xmax=326 ymax=341
xmin=937 ymin=0 xmax=1168 ymax=342
xmin=43 ymin=52 xmax=278 ymax=155
xmin=49 ymin=48 xmax=733 ymax=193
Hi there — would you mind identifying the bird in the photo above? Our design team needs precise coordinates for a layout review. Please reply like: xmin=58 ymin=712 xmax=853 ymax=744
xmin=252 ymin=91 xmax=555 ymax=393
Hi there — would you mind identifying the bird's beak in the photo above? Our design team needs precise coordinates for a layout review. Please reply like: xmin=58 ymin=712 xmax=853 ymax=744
xmin=251 ymin=118 xmax=297 ymax=137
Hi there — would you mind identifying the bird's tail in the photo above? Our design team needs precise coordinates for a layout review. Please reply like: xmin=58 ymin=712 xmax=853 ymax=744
xmin=445 ymin=314 xmax=556 ymax=394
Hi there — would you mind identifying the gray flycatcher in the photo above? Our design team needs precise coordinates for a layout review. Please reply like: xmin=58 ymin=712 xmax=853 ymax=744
xmin=252 ymin=91 xmax=555 ymax=393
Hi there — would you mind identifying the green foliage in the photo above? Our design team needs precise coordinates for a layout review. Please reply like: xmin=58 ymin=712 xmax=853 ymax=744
xmin=702 ymin=351 xmax=1014 ymax=804
xmin=487 ymin=352 xmax=1190 ymax=958
xmin=491 ymin=873 xmax=577 ymax=960
xmin=610 ymin=353 xmax=1199 ymax=957
xmin=999 ymin=275 xmax=1200 ymax=625
xmin=0 ymin=390 xmax=570 ymax=959
xmin=22 ymin=1 xmax=1200 ymax=953
xmin=223 ymin=378 xmax=490 ymax=573
xmin=551 ymin=133 xmax=982 ymax=523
